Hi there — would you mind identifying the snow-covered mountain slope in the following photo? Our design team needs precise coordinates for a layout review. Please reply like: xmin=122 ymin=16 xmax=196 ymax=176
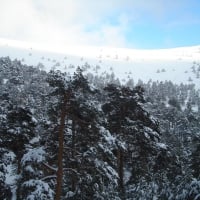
xmin=1 ymin=38 xmax=200 ymax=87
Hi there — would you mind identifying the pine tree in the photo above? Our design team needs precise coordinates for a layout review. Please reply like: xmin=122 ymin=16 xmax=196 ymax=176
xmin=45 ymin=68 xmax=119 ymax=199
xmin=102 ymin=84 xmax=168 ymax=199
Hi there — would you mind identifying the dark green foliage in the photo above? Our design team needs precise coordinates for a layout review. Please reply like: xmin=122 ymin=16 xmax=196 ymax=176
xmin=191 ymin=135 xmax=200 ymax=179
xmin=0 ymin=148 xmax=12 ymax=200
xmin=168 ymin=97 xmax=181 ymax=110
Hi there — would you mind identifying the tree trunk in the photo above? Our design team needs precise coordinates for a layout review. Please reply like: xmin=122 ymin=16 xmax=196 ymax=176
xmin=55 ymin=94 xmax=68 ymax=200
xmin=16 ymin=155 xmax=22 ymax=199
xmin=118 ymin=149 xmax=125 ymax=198
xmin=71 ymin=120 xmax=76 ymax=192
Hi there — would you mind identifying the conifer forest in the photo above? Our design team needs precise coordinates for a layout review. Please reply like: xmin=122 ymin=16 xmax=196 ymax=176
xmin=0 ymin=57 xmax=200 ymax=200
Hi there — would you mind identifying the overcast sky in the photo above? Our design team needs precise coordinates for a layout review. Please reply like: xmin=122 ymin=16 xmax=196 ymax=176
xmin=0 ymin=0 xmax=200 ymax=49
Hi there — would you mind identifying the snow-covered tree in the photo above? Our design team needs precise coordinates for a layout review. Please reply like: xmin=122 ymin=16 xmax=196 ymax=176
xmin=102 ymin=84 xmax=168 ymax=199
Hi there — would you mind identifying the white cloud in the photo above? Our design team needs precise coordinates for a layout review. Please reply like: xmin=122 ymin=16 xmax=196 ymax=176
xmin=0 ymin=0 xmax=197 ymax=48
xmin=0 ymin=0 xmax=131 ymax=47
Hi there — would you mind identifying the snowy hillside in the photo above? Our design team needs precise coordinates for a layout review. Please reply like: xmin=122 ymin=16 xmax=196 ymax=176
xmin=1 ymin=38 xmax=200 ymax=87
